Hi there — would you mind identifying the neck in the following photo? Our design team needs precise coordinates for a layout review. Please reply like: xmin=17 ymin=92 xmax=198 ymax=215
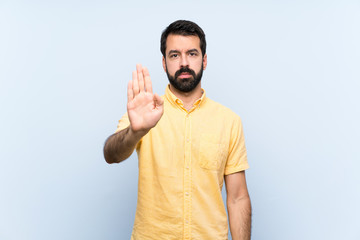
xmin=169 ymin=83 xmax=203 ymax=111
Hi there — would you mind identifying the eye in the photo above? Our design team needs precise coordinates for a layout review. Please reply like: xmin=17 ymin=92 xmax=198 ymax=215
xmin=170 ymin=53 xmax=178 ymax=58
xmin=189 ymin=52 xmax=198 ymax=57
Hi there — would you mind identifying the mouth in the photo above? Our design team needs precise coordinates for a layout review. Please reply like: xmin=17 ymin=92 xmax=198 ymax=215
xmin=178 ymin=72 xmax=192 ymax=79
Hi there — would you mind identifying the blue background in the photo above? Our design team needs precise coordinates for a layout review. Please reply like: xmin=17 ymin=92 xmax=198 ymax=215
xmin=1 ymin=0 xmax=359 ymax=239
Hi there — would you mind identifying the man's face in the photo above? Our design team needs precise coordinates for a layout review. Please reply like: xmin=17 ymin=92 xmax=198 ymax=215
xmin=162 ymin=34 xmax=207 ymax=93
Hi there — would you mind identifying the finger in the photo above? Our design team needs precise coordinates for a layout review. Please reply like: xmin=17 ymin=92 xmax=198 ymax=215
xmin=136 ymin=64 xmax=145 ymax=92
xmin=143 ymin=67 xmax=153 ymax=93
xmin=127 ymin=80 xmax=133 ymax=102
xmin=132 ymin=70 xmax=139 ymax=95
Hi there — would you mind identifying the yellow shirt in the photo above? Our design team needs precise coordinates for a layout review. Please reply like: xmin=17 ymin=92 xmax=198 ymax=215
xmin=116 ymin=86 xmax=249 ymax=240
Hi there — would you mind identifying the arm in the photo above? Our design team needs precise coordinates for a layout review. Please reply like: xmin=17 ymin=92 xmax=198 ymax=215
xmin=103 ymin=126 xmax=146 ymax=164
xmin=103 ymin=64 xmax=164 ymax=164
xmin=225 ymin=171 xmax=252 ymax=240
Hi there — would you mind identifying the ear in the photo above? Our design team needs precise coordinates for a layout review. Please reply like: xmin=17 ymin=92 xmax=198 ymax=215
xmin=162 ymin=56 xmax=166 ymax=72
xmin=203 ymin=54 xmax=207 ymax=70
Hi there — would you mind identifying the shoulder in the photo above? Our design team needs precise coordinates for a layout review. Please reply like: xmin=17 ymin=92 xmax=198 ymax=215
xmin=204 ymin=97 xmax=242 ymax=122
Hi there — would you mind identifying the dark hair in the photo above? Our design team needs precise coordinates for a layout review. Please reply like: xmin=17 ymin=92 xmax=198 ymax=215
xmin=160 ymin=20 xmax=206 ymax=58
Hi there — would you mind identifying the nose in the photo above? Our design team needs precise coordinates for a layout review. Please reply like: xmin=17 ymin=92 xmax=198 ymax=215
xmin=180 ymin=54 xmax=189 ymax=68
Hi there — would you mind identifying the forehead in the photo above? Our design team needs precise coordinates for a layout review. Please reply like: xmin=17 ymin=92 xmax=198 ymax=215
xmin=165 ymin=34 xmax=201 ymax=53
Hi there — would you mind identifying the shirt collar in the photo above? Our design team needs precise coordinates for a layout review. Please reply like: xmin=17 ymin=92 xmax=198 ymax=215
xmin=165 ymin=84 xmax=207 ymax=110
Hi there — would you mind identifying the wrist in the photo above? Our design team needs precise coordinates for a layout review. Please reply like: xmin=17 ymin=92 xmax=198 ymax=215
xmin=128 ymin=126 xmax=148 ymax=140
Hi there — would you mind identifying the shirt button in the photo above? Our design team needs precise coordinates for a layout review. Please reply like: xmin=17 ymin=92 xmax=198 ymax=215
xmin=186 ymin=166 xmax=189 ymax=169
xmin=185 ymin=192 xmax=189 ymax=196
xmin=186 ymin=138 xmax=190 ymax=142
xmin=185 ymin=220 xmax=189 ymax=224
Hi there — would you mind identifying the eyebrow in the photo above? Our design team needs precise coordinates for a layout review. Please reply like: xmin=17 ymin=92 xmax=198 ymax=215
xmin=168 ymin=50 xmax=180 ymax=56
xmin=187 ymin=49 xmax=199 ymax=54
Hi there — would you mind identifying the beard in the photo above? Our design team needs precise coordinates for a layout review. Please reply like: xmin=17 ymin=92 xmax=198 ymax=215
xmin=165 ymin=64 xmax=203 ymax=93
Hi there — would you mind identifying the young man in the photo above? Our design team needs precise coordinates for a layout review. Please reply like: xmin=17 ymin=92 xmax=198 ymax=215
xmin=104 ymin=20 xmax=251 ymax=240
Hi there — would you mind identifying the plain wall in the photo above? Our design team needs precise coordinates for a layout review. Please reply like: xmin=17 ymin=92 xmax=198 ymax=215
xmin=1 ymin=0 xmax=359 ymax=239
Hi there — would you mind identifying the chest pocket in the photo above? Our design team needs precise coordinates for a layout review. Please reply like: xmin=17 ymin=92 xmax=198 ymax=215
xmin=199 ymin=133 xmax=227 ymax=170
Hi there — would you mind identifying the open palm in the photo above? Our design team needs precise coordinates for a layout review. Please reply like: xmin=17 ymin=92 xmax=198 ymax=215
xmin=127 ymin=64 xmax=164 ymax=133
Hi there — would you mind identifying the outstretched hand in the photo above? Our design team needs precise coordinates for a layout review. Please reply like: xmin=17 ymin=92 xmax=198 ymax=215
xmin=127 ymin=64 xmax=164 ymax=134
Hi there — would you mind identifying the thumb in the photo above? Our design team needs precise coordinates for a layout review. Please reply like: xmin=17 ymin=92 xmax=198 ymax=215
xmin=153 ymin=93 xmax=164 ymax=107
